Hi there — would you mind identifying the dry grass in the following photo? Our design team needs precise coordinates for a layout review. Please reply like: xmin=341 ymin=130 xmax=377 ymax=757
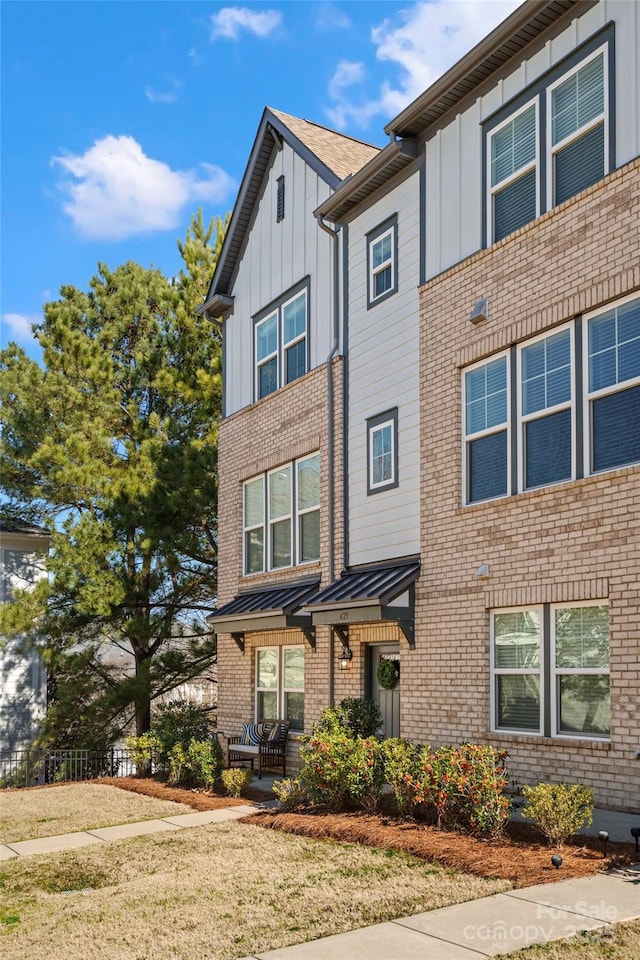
xmin=0 ymin=820 xmax=509 ymax=960
xmin=0 ymin=783 xmax=191 ymax=843
xmin=501 ymin=920 xmax=640 ymax=959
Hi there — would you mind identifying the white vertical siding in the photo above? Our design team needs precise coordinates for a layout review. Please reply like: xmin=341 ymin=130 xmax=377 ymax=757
xmin=224 ymin=142 xmax=335 ymax=416
xmin=347 ymin=169 xmax=421 ymax=565
xmin=425 ymin=0 xmax=640 ymax=279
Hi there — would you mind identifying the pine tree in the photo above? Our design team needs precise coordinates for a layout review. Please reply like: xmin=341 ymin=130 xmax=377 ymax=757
xmin=0 ymin=212 xmax=227 ymax=744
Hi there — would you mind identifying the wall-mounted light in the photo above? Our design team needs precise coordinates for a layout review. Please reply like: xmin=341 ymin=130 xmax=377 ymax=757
xmin=338 ymin=644 xmax=353 ymax=671
xmin=470 ymin=297 xmax=489 ymax=325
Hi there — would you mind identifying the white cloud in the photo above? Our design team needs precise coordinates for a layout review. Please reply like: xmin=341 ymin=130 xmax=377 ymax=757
xmin=315 ymin=3 xmax=350 ymax=31
xmin=2 ymin=313 xmax=39 ymax=345
xmin=326 ymin=0 xmax=521 ymax=129
xmin=52 ymin=135 xmax=237 ymax=241
xmin=211 ymin=7 xmax=281 ymax=41
xmin=145 ymin=80 xmax=182 ymax=104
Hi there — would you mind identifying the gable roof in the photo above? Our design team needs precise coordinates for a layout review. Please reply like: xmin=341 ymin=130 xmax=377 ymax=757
xmin=202 ymin=108 xmax=379 ymax=310
xmin=316 ymin=0 xmax=579 ymax=223
xmin=0 ymin=518 xmax=50 ymax=539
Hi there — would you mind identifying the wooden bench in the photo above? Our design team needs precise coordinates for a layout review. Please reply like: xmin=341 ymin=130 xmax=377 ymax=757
xmin=220 ymin=720 xmax=290 ymax=779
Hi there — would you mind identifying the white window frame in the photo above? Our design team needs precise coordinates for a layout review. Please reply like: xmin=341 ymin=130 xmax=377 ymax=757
xmin=254 ymin=285 xmax=308 ymax=402
xmin=550 ymin=601 xmax=610 ymax=741
xmin=268 ymin=464 xmax=293 ymax=571
xmin=490 ymin=606 xmax=544 ymax=737
xmin=516 ymin=322 xmax=575 ymax=492
xmin=487 ymin=98 xmax=539 ymax=245
xmin=462 ymin=351 xmax=510 ymax=506
xmin=369 ymin=226 xmax=395 ymax=303
xmin=546 ymin=44 xmax=608 ymax=211
xmin=255 ymin=644 xmax=305 ymax=730
xmin=583 ymin=291 xmax=640 ymax=477
xmin=370 ymin=418 xmax=394 ymax=490
xmin=295 ymin=453 xmax=320 ymax=566
xmin=255 ymin=310 xmax=278 ymax=402
xmin=242 ymin=476 xmax=265 ymax=576
xmin=243 ymin=454 xmax=320 ymax=576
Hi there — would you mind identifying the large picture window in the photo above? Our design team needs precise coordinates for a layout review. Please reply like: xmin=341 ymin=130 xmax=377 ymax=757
xmin=243 ymin=454 xmax=320 ymax=575
xmin=485 ymin=32 xmax=611 ymax=244
xmin=491 ymin=602 xmax=610 ymax=740
xmin=254 ymin=285 xmax=308 ymax=401
xmin=464 ymin=294 xmax=639 ymax=505
xmin=256 ymin=645 xmax=304 ymax=731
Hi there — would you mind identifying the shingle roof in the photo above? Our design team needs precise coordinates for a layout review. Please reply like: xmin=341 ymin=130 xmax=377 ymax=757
xmin=269 ymin=109 xmax=380 ymax=180
xmin=0 ymin=519 xmax=50 ymax=537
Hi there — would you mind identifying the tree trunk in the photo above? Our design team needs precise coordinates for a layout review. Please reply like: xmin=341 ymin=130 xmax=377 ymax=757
xmin=134 ymin=648 xmax=152 ymax=737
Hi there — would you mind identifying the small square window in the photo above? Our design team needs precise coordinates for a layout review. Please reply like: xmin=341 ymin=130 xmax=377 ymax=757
xmin=366 ymin=216 xmax=398 ymax=308
xmin=367 ymin=409 xmax=398 ymax=494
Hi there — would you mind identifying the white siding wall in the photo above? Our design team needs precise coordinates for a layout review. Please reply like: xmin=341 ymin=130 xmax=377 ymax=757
xmin=0 ymin=543 xmax=48 ymax=751
xmin=425 ymin=0 xmax=640 ymax=279
xmin=347 ymin=169 xmax=421 ymax=565
xmin=224 ymin=141 xmax=335 ymax=416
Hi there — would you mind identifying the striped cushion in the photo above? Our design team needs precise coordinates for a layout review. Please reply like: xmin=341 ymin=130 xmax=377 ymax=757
xmin=241 ymin=722 xmax=263 ymax=745
xmin=267 ymin=722 xmax=286 ymax=743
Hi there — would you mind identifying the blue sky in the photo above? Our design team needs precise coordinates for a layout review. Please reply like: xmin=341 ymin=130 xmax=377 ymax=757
xmin=1 ymin=0 xmax=519 ymax=360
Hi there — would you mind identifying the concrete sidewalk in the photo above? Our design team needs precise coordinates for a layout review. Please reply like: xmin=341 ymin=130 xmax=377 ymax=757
xmin=0 ymin=802 xmax=266 ymax=860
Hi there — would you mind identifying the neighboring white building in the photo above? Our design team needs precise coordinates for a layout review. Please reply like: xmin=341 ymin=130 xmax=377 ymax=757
xmin=0 ymin=520 xmax=50 ymax=752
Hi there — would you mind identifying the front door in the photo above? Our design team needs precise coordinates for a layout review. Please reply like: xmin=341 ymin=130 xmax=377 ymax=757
xmin=369 ymin=643 xmax=400 ymax=738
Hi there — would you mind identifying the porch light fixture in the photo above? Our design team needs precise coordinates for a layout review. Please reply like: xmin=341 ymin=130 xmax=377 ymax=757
xmin=338 ymin=644 xmax=353 ymax=671
xmin=598 ymin=830 xmax=609 ymax=857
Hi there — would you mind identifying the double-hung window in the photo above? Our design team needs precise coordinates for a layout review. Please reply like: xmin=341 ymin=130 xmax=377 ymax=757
xmin=491 ymin=602 xmax=610 ymax=739
xmin=485 ymin=31 xmax=611 ymax=245
xmin=256 ymin=645 xmax=304 ymax=730
xmin=254 ymin=285 xmax=308 ymax=401
xmin=518 ymin=325 xmax=573 ymax=490
xmin=367 ymin=216 xmax=398 ymax=307
xmin=464 ymin=294 xmax=640 ymax=505
xmin=490 ymin=102 xmax=538 ymax=243
xmin=586 ymin=294 xmax=640 ymax=474
xmin=243 ymin=454 xmax=320 ymax=575
xmin=464 ymin=355 xmax=509 ymax=503
xmin=367 ymin=409 xmax=398 ymax=494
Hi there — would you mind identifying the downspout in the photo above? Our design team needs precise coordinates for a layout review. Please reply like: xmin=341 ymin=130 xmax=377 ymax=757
xmin=315 ymin=212 xmax=341 ymax=706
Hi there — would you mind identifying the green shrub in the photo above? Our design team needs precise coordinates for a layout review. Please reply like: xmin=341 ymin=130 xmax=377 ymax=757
xmin=381 ymin=738 xmax=422 ymax=818
xmin=299 ymin=730 xmax=385 ymax=811
xmin=407 ymin=743 xmax=511 ymax=838
xmin=273 ymin=777 xmax=309 ymax=811
xmin=168 ymin=744 xmax=187 ymax=785
xmin=314 ymin=697 xmax=381 ymax=739
xmin=125 ymin=732 xmax=157 ymax=772
xmin=522 ymin=782 xmax=594 ymax=848
xmin=151 ymin=700 xmax=212 ymax=769
xmin=221 ymin=768 xmax=252 ymax=798
xmin=167 ymin=739 xmax=222 ymax=789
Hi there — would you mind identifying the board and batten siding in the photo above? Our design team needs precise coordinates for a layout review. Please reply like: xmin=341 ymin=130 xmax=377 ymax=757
xmin=425 ymin=0 xmax=640 ymax=280
xmin=347 ymin=169 xmax=421 ymax=566
xmin=224 ymin=141 xmax=335 ymax=417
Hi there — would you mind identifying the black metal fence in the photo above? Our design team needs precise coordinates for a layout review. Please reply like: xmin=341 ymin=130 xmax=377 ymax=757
xmin=0 ymin=748 xmax=140 ymax=789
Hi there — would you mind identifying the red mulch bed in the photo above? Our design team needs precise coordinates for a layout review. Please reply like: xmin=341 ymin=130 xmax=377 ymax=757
xmin=96 ymin=777 xmax=639 ymax=888
xmin=241 ymin=809 xmax=639 ymax=888
xmin=95 ymin=776 xmax=273 ymax=810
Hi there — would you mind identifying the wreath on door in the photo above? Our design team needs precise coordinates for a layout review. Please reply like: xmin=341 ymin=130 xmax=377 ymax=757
xmin=376 ymin=657 xmax=399 ymax=690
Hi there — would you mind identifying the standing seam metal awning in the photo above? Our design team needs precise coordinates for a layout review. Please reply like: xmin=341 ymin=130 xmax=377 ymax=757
xmin=208 ymin=576 xmax=320 ymax=651
xmin=299 ymin=557 xmax=420 ymax=647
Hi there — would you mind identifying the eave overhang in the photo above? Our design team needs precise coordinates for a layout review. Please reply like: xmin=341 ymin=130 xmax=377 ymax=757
xmin=197 ymin=293 xmax=234 ymax=322
xmin=300 ymin=557 xmax=420 ymax=648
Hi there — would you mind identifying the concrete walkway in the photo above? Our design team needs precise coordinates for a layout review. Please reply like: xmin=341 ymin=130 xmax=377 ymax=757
xmin=1 ymin=800 xmax=638 ymax=958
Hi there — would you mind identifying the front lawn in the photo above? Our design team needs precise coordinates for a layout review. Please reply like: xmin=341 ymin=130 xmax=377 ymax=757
xmin=0 ymin=820 xmax=509 ymax=960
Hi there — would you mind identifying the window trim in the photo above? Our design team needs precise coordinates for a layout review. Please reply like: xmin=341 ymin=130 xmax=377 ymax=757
xmin=242 ymin=453 xmax=320 ymax=576
xmin=516 ymin=321 xmax=576 ymax=492
xmin=462 ymin=350 xmax=511 ymax=506
xmin=366 ymin=215 xmax=398 ymax=309
xmin=487 ymin=97 xmax=540 ymax=246
xmin=583 ymin=291 xmax=640 ymax=477
xmin=490 ymin=601 xmax=611 ymax=741
xmin=253 ymin=280 xmax=309 ymax=402
xmin=255 ymin=644 xmax=305 ymax=731
xmin=268 ymin=463 xmax=293 ymax=570
xmin=367 ymin=408 xmax=399 ymax=495
xmin=482 ymin=24 xmax=615 ymax=248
